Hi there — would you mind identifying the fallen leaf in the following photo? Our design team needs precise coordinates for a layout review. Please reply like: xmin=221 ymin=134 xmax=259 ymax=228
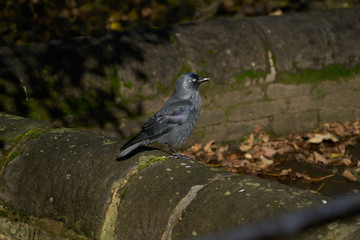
xmin=343 ymin=169 xmax=358 ymax=182
xmin=257 ymin=155 xmax=273 ymax=169
xmin=191 ymin=143 xmax=203 ymax=153
xmin=295 ymin=172 xmax=304 ymax=178
xmin=279 ymin=168 xmax=292 ymax=176
xmin=308 ymin=133 xmax=338 ymax=144
xmin=244 ymin=153 xmax=252 ymax=160
xmin=261 ymin=134 xmax=270 ymax=143
xmin=340 ymin=158 xmax=352 ymax=166
xmin=292 ymin=142 xmax=300 ymax=150
xmin=253 ymin=125 xmax=261 ymax=134
xmin=229 ymin=154 xmax=238 ymax=161
xmin=314 ymin=151 xmax=329 ymax=165
xmin=276 ymin=144 xmax=294 ymax=155
xmin=239 ymin=144 xmax=252 ymax=152
xmin=261 ymin=146 xmax=277 ymax=158
xmin=332 ymin=122 xmax=347 ymax=137
xmin=204 ymin=140 xmax=215 ymax=153
xmin=305 ymin=154 xmax=315 ymax=163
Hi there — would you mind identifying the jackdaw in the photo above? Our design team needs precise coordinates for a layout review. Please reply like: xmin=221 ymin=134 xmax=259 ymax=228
xmin=116 ymin=72 xmax=210 ymax=159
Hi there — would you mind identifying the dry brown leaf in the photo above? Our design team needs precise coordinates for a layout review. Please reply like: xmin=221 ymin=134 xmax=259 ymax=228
xmin=295 ymin=172 xmax=304 ymax=178
xmin=239 ymin=144 xmax=252 ymax=152
xmin=253 ymin=125 xmax=261 ymax=134
xmin=314 ymin=151 xmax=329 ymax=165
xmin=204 ymin=140 xmax=215 ymax=153
xmin=276 ymin=144 xmax=294 ymax=155
xmin=332 ymin=122 xmax=347 ymax=137
xmin=305 ymin=154 xmax=315 ymax=163
xmin=261 ymin=146 xmax=277 ymax=158
xmin=229 ymin=154 xmax=238 ymax=161
xmin=248 ymin=133 xmax=254 ymax=145
xmin=191 ymin=143 xmax=203 ymax=153
xmin=240 ymin=159 xmax=251 ymax=167
xmin=340 ymin=158 xmax=352 ymax=166
xmin=308 ymin=133 xmax=338 ymax=144
xmin=244 ymin=153 xmax=252 ymax=160
xmin=279 ymin=168 xmax=292 ymax=176
xmin=343 ymin=169 xmax=358 ymax=182
xmin=261 ymin=134 xmax=270 ymax=143
xmin=257 ymin=155 xmax=274 ymax=169
xmin=293 ymin=142 xmax=300 ymax=150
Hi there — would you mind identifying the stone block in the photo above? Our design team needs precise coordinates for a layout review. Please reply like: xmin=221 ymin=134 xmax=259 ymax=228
xmin=271 ymin=110 xmax=318 ymax=135
xmin=319 ymin=107 xmax=360 ymax=124
xmin=318 ymin=90 xmax=360 ymax=109
xmin=317 ymin=77 xmax=360 ymax=94
xmin=288 ymin=95 xmax=320 ymax=113
xmin=213 ymin=86 xmax=264 ymax=108
xmin=267 ymin=83 xmax=311 ymax=99
xmin=197 ymin=108 xmax=226 ymax=128
xmin=228 ymin=99 xmax=287 ymax=122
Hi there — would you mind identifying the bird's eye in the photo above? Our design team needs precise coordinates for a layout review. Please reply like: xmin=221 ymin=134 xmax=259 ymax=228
xmin=192 ymin=78 xmax=197 ymax=82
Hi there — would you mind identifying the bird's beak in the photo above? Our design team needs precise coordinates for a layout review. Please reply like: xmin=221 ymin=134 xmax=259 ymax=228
xmin=199 ymin=77 xmax=210 ymax=83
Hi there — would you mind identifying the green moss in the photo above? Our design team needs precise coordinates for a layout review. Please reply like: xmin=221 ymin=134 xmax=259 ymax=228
xmin=156 ymin=82 xmax=166 ymax=93
xmin=279 ymin=63 xmax=360 ymax=85
xmin=169 ymin=35 xmax=176 ymax=45
xmin=181 ymin=210 xmax=186 ymax=219
xmin=201 ymin=59 xmax=207 ymax=67
xmin=198 ymin=129 xmax=205 ymax=139
xmin=139 ymin=156 xmax=168 ymax=171
xmin=208 ymin=49 xmax=215 ymax=54
xmin=124 ymin=81 xmax=133 ymax=89
xmin=9 ymin=149 xmax=22 ymax=160
xmin=109 ymin=68 xmax=121 ymax=95
xmin=235 ymin=70 xmax=266 ymax=84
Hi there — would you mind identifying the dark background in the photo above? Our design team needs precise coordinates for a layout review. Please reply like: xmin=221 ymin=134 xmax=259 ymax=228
xmin=1 ymin=0 xmax=359 ymax=45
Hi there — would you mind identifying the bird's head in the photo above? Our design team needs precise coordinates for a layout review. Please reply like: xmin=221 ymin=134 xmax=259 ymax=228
xmin=174 ymin=72 xmax=210 ymax=96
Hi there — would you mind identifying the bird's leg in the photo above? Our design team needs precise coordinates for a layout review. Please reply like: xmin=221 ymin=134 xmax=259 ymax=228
xmin=168 ymin=145 xmax=188 ymax=159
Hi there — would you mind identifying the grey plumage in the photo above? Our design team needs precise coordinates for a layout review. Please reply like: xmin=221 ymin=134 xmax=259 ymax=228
xmin=116 ymin=72 xmax=210 ymax=159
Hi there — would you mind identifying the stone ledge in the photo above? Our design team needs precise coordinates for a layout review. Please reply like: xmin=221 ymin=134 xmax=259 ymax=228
xmin=1 ymin=113 xmax=359 ymax=239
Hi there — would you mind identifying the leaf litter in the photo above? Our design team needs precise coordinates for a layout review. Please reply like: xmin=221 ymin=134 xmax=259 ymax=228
xmin=183 ymin=118 xmax=360 ymax=195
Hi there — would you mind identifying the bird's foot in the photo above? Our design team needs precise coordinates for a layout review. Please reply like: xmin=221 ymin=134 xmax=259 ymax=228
xmin=170 ymin=153 xmax=191 ymax=160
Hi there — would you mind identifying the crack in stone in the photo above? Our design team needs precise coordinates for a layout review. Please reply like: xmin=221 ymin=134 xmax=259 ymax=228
xmin=162 ymin=174 xmax=232 ymax=240
xmin=100 ymin=156 xmax=170 ymax=239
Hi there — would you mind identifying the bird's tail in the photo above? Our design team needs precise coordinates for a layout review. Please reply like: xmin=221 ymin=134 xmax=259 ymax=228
xmin=116 ymin=140 xmax=145 ymax=160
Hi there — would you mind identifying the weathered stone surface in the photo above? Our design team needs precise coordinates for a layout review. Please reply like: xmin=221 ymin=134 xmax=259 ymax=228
xmin=115 ymin=159 xmax=225 ymax=240
xmin=288 ymin=95 xmax=320 ymax=113
xmin=252 ymin=8 xmax=360 ymax=73
xmin=267 ymin=83 xmax=312 ymax=99
xmin=213 ymin=86 xmax=264 ymax=108
xmin=271 ymin=110 xmax=318 ymax=135
xmin=171 ymin=175 xmax=329 ymax=239
xmin=173 ymin=18 xmax=269 ymax=81
xmin=0 ymin=218 xmax=64 ymax=240
xmin=1 ymin=113 xmax=360 ymax=240
xmin=317 ymin=77 xmax=360 ymax=94
xmin=319 ymin=107 xmax=360 ymax=125
xmin=197 ymin=108 xmax=226 ymax=128
xmin=228 ymin=99 xmax=287 ymax=122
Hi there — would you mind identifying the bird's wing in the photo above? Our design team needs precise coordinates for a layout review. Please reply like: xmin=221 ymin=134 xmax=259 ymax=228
xmin=120 ymin=99 xmax=194 ymax=150
xmin=142 ymin=99 xmax=194 ymax=136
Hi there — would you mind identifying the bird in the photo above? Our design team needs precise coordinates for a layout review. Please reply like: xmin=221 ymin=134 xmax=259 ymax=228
xmin=116 ymin=72 xmax=210 ymax=160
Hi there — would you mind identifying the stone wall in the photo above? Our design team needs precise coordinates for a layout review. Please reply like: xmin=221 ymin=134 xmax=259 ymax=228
xmin=0 ymin=8 xmax=359 ymax=146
